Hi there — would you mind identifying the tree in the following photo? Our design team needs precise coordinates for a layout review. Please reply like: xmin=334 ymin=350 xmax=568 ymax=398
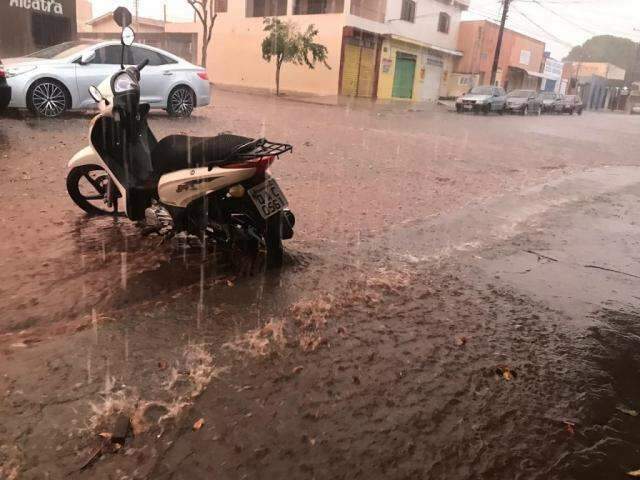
xmin=186 ymin=0 xmax=218 ymax=68
xmin=261 ymin=18 xmax=330 ymax=96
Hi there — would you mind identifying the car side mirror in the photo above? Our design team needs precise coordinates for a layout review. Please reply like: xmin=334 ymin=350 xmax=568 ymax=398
xmin=80 ymin=51 xmax=95 ymax=65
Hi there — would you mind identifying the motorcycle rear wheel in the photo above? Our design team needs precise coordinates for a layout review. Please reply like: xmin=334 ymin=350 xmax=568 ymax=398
xmin=264 ymin=211 xmax=284 ymax=269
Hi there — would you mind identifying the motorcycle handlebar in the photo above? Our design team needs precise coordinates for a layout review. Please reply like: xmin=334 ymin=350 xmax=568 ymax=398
xmin=137 ymin=58 xmax=149 ymax=72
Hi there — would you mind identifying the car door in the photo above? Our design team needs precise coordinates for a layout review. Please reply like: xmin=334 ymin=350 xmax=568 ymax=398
xmin=129 ymin=46 xmax=172 ymax=106
xmin=74 ymin=45 xmax=124 ymax=109
xmin=492 ymin=87 xmax=506 ymax=110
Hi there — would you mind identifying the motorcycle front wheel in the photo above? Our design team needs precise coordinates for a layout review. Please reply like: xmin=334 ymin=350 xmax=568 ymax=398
xmin=67 ymin=165 xmax=118 ymax=215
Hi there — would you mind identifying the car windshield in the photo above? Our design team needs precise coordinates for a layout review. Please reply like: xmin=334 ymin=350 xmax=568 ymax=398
xmin=469 ymin=86 xmax=493 ymax=95
xmin=25 ymin=41 xmax=95 ymax=59
xmin=508 ymin=90 xmax=533 ymax=98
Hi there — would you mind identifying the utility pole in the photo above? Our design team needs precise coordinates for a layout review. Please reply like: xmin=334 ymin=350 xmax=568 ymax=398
xmin=490 ymin=0 xmax=511 ymax=86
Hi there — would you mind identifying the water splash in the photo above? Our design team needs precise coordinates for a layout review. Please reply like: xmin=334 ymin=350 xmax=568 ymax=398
xmin=120 ymin=252 xmax=127 ymax=290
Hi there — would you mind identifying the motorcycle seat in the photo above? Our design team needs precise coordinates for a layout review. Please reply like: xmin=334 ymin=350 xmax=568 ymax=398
xmin=151 ymin=134 xmax=255 ymax=177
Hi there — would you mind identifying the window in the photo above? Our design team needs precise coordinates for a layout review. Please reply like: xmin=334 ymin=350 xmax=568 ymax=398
xmin=215 ymin=0 xmax=228 ymax=12
xmin=246 ymin=0 xmax=287 ymax=17
xmin=401 ymin=0 xmax=416 ymax=22
xmin=130 ymin=46 xmax=169 ymax=66
xmin=91 ymin=45 xmax=127 ymax=65
xmin=293 ymin=0 xmax=343 ymax=14
xmin=438 ymin=12 xmax=450 ymax=33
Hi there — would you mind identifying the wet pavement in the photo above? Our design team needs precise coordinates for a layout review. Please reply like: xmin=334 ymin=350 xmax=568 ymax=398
xmin=1 ymin=92 xmax=640 ymax=479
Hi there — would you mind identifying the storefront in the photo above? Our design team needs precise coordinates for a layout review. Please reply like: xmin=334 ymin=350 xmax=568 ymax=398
xmin=0 ymin=0 xmax=77 ymax=58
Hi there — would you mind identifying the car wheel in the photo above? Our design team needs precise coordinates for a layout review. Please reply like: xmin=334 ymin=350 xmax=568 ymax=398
xmin=578 ymin=109 xmax=583 ymax=116
xmin=482 ymin=104 xmax=490 ymax=115
xmin=27 ymin=79 xmax=70 ymax=118
xmin=167 ymin=85 xmax=195 ymax=117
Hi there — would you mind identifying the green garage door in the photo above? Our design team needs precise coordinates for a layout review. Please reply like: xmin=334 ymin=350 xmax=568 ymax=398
xmin=392 ymin=53 xmax=416 ymax=99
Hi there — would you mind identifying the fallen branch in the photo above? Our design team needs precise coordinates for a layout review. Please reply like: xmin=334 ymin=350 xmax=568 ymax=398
xmin=524 ymin=250 xmax=559 ymax=263
xmin=584 ymin=265 xmax=640 ymax=280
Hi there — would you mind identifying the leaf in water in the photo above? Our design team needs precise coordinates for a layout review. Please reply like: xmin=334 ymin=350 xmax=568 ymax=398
xmin=627 ymin=469 xmax=640 ymax=477
xmin=563 ymin=421 xmax=575 ymax=436
xmin=193 ymin=418 xmax=205 ymax=431
xmin=454 ymin=336 xmax=467 ymax=347
xmin=616 ymin=405 xmax=639 ymax=417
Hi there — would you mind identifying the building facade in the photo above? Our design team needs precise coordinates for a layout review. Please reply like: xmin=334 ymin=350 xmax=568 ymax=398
xmin=540 ymin=56 xmax=563 ymax=93
xmin=561 ymin=62 xmax=627 ymax=110
xmin=454 ymin=20 xmax=546 ymax=91
xmin=0 ymin=0 xmax=77 ymax=58
xmin=196 ymin=0 xmax=468 ymax=100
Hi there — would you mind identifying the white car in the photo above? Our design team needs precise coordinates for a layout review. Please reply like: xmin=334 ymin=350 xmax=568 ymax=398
xmin=3 ymin=40 xmax=210 ymax=118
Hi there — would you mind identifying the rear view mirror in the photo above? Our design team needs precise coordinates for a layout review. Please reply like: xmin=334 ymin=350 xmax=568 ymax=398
xmin=113 ymin=6 xmax=133 ymax=27
xmin=80 ymin=51 xmax=95 ymax=65
xmin=121 ymin=26 xmax=135 ymax=46
xmin=88 ymin=85 xmax=104 ymax=103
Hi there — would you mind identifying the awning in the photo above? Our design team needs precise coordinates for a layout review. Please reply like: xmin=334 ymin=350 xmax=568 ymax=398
xmin=509 ymin=66 xmax=546 ymax=79
xmin=526 ymin=70 xmax=546 ymax=79
xmin=386 ymin=34 xmax=463 ymax=57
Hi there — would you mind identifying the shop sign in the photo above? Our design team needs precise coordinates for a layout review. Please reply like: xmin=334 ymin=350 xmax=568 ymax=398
xmin=382 ymin=58 xmax=392 ymax=74
xmin=9 ymin=0 xmax=64 ymax=15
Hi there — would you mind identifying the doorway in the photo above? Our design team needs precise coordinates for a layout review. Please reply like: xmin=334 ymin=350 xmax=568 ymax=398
xmin=392 ymin=52 xmax=416 ymax=99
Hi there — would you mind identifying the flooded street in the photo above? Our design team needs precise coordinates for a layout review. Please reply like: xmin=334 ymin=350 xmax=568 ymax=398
xmin=1 ymin=91 xmax=640 ymax=479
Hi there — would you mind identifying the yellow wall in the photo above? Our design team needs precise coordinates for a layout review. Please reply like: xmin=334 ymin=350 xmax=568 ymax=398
xmin=377 ymin=38 xmax=424 ymax=101
xmin=206 ymin=4 xmax=345 ymax=96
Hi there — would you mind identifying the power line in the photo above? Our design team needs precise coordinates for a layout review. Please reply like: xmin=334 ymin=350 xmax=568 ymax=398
xmin=511 ymin=4 xmax=575 ymax=47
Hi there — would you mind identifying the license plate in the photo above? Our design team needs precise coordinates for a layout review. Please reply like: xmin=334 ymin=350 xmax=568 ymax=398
xmin=248 ymin=178 xmax=288 ymax=219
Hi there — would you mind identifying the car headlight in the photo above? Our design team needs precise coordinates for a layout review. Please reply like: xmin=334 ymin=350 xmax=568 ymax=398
xmin=5 ymin=65 xmax=37 ymax=77
xmin=113 ymin=72 xmax=137 ymax=93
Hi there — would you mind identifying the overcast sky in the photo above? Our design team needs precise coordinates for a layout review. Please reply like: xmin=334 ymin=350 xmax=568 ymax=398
xmin=91 ymin=0 xmax=640 ymax=59
xmin=463 ymin=0 xmax=640 ymax=59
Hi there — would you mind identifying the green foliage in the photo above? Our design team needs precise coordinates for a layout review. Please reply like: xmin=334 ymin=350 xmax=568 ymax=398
xmin=261 ymin=17 xmax=330 ymax=94
xmin=564 ymin=35 xmax=639 ymax=79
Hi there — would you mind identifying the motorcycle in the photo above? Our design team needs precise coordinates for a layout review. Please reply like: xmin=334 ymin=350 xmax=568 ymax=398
xmin=66 ymin=8 xmax=295 ymax=269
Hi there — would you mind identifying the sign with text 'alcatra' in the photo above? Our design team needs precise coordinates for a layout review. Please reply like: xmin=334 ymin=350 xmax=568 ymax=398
xmin=9 ymin=0 xmax=64 ymax=15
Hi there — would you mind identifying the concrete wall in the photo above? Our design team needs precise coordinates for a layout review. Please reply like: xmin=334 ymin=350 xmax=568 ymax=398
xmin=455 ymin=20 xmax=545 ymax=87
xmin=384 ymin=0 xmax=462 ymax=52
xmin=203 ymin=2 xmax=345 ymax=95
xmin=377 ymin=37 xmax=424 ymax=100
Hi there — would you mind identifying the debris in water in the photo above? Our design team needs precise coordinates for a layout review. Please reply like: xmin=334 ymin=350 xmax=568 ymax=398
xmin=616 ymin=405 xmax=639 ymax=417
xmin=292 ymin=366 xmax=304 ymax=375
xmin=454 ymin=336 xmax=467 ymax=347
xmin=495 ymin=366 xmax=515 ymax=381
xmin=193 ymin=418 xmax=205 ymax=431
xmin=563 ymin=421 xmax=575 ymax=436
xmin=111 ymin=415 xmax=132 ymax=445
xmin=627 ymin=469 xmax=640 ymax=477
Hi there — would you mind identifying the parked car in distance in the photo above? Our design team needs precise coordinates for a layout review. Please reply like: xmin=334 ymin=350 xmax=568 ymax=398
xmin=456 ymin=85 xmax=507 ymax=114
xmin=3 ymin=40 xmax=210 ymax=118
xmin=561 ymin=95 xmax=583 ymax=115
xmin=538 ymin=92 xmax=563 ymax=114
xmin=505 ymin=89 xmax=541 ymax=115
xmin=627 ymin=91 xmax=640 ymax=115
xmin=0 ymin=59 xmax=11 ymax=112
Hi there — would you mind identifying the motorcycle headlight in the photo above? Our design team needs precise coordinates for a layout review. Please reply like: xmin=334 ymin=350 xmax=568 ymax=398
xmin=5 ymin=65 xmax=37 ymax=78
xmin=113 ymin=72 xmax=137 ymax=93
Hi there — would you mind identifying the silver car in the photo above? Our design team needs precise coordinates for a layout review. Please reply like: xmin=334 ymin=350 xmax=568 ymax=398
xmin=456 ymin=85 xmax=507 ymax=114
xmin=3 ymin=40 xmax=210 ymax=118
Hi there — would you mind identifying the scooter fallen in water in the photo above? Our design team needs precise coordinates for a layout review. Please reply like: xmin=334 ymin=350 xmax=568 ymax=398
xmin=66 ymin=8 xmax=295 ymax=268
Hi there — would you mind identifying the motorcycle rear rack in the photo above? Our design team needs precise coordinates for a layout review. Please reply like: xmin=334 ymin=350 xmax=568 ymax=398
xmin=208 ymin=138 xmax=293 ymax=170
